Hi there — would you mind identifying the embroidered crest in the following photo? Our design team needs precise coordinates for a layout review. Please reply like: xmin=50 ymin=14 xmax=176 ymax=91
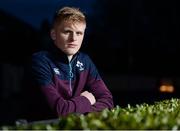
xmin=53 ymin=68 xmax=60 ymax=75
xmin=76 ymin=61 xmax=84 ymax=71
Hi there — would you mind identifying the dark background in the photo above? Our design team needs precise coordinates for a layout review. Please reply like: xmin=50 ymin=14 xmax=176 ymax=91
xmin=0 ymin=0 xmax=180 ymax=125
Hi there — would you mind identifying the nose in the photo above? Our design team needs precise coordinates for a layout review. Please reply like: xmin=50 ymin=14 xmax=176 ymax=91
xmin=70 ymin=32 xmax=77 ymax=41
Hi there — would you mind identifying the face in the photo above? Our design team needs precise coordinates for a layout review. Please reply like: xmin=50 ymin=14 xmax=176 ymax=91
xmin=50 ymin=21 xmax=86 ymax=57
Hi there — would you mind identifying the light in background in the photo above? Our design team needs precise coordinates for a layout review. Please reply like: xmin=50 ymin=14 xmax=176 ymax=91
xmin=159 ymin=78 xmax=174 ymax=93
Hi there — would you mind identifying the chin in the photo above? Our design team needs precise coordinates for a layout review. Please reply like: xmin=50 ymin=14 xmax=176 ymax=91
xmin=66 ymin=50 xmax=78 ymax=55
xmin=66 ymin=51 xmax=77 ymax=56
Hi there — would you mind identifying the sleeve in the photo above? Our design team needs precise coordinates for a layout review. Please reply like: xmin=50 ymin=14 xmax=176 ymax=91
xmin=31 ymin=54 xmax=92 ymax=117
xmin=85 ymin=55 xmax=114 ymax=112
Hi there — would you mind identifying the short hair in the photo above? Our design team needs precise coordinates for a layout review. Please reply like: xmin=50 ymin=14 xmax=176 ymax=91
xmin=52 ymin=6 xmax=86 ymax=27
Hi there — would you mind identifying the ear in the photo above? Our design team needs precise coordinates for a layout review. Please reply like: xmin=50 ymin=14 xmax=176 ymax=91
xmin=50 ymin=29 xmax=56 ymax=40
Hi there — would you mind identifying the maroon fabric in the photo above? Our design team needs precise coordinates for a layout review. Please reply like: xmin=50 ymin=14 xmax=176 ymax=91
xmin=40 ymin=71 xmax=114 ymax=116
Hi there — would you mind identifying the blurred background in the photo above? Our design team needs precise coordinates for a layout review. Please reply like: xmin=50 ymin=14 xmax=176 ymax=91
xmin=0 ymin=0 xmax=180 ymax=125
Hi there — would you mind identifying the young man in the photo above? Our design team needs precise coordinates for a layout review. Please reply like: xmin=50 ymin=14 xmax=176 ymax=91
xmin=31 ymin=6 xmax=114 ymax=118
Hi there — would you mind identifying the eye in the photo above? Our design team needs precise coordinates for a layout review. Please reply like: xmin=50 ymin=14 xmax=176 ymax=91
xmin=76 ymin=31 xmax=83 ymax=36
xmin=63 ymin=30 xmax=71 ymax=34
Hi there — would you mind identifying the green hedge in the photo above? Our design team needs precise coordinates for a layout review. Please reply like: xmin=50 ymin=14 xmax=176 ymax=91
xmin=1 ymin=98 xmax=180 ymax=130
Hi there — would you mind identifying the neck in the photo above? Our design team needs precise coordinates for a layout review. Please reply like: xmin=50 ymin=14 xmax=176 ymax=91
xmin=67 ymin=55 xmax=73 ymax=62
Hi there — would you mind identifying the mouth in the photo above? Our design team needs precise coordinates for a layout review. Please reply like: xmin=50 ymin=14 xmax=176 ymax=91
xmin=67 ymin=44 xmax=77 ymax=48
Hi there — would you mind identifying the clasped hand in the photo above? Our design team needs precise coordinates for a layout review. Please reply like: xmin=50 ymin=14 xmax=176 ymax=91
xmin=80 ymin=91 xmax=96 ymax=105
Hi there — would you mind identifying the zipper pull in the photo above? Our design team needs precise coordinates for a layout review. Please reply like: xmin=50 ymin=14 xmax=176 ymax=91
xmin=69 ymin=63 xmax=73 ymax=78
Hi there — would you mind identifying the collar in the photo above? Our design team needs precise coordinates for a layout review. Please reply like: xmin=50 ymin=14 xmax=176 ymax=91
xmin=48 ymin=44 xmax=78 ymax=64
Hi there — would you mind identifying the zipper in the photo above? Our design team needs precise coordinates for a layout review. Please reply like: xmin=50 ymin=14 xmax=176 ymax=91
xmin=69 ymin=62 xmax=73 ymax=92
xmin=68 ymin=54 xmax=77 ymax=93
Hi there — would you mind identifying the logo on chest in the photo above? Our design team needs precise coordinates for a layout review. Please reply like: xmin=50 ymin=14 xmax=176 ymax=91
xmin=53 ymin=68 xmax=60 ymax=75
xmin=76 ymin=61 xmax=84 ymax=71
